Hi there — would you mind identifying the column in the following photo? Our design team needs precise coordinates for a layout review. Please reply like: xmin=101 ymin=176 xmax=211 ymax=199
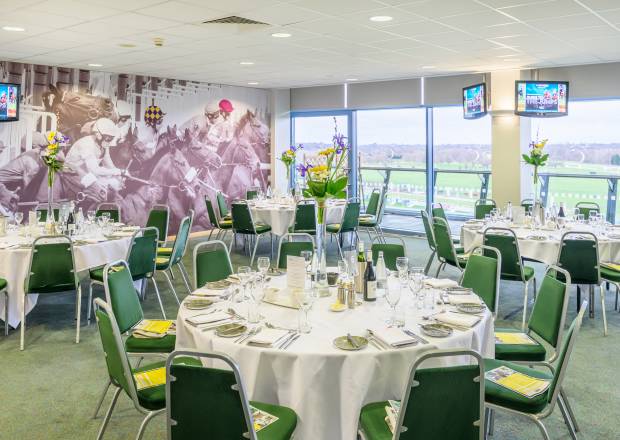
xmin=269 ymin=88 xmax=291 ymax=192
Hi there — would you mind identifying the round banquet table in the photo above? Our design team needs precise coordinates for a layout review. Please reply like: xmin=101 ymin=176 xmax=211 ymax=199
xmin=0 ymin=231 xmax=132 ymax=328
xmin=249 ymin=199 xmax=345 ymax=237
xmin=176 ymin=275 xmax=494 ymax=440
xmin=461 ymin=220 xmax=620 ymax=265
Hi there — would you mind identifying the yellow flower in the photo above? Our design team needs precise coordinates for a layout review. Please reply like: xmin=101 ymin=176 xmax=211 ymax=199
xmin=47 ymin=143 xmax=58 ymax=152
xmin=534 ymin=139 xmax=548 ymax=149
xmin=310 ymin=165 xmax=327 ymax=173
xmin=318 ymin=147 xmax=335 ymax=156
xmin=47 ymin=131 xmax=57 ymax=143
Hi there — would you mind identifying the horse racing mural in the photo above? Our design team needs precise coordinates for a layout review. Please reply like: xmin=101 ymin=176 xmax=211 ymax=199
xmin=0 ymin=62 xmax=271 ymax=232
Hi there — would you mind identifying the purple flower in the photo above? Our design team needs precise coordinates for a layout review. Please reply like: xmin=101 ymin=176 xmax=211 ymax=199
xmin=297 ymin=163 xmax=312 ymax=177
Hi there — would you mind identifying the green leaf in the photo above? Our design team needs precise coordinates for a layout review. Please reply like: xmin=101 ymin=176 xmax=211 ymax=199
xmin=327 ymin=175 xmax=348 ymax=195
xmin=302 ymin=189 xmax=312 ymax=198
xmin=307 ymin=179 xmax=326 ymax=197
xmin=333 ymin=190 xmax=347 ymax=199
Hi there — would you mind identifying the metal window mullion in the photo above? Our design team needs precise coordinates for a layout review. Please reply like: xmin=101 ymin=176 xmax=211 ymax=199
xmin=425 ymin=107 xmax=434 ymax=212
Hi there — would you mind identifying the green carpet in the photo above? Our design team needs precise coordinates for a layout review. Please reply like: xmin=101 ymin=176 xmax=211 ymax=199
xmin=0 ymin=233 xmax=617 ymax=439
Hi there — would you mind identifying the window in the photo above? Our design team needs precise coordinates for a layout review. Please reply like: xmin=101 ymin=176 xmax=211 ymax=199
xmin=532 ymin=99 xmax=620 ymax=218
xmin=357 ymin=108 xmax=427 ymax=213
xmin=433 ymin=106 xmax=492 ymax=216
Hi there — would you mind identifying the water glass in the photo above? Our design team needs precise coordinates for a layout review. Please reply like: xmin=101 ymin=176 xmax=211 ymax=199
xmin=385 ymin=284 xmax=402 ymax=327
xmin=300 ymin=250 xmax=313 ymax=276
xmin=247 ymin=279 xmax=263 ymax=324
xmin=236 ymin=266 xmax=252 ymax=302
xmin=295 ymin=286 xmax=316 ymax=333
xmin=14 ymin=212 xmax=23 ymax=226
xmin=395 ymin=257 xmax=409 ymax=286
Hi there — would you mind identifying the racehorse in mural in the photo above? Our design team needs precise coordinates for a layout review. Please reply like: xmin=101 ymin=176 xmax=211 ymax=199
xmin=214 ymin=110 xmax=270 ymax=201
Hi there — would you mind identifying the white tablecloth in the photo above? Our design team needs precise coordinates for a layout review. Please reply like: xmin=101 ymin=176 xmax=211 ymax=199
xmin=461 ymin=222 xmax=620 ymax=265
xmin=176 ymin=276 xmax=494 ymax=440
xmin=250 ymin=201 xmax=345 ymax=236
xmin=0 ymin=236 xmax=131 ymax=328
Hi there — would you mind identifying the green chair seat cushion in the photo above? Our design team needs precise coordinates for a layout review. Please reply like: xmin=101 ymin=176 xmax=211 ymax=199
xmin=156 ymin=256 xmax=170 ymax=270
xmin=0 ymin=277 xmax=6 ymax=290
xmin=287 ymin=226 xmax=316 ymax=234
xmin=600 ymin=266 xmax=620 ymax=283
xmin=452 ymin=237 xmax=461 ymax=245
xmin=484 ymin=358 xmax=551 ymax=414
xmin=89 ymin=266 xmax=105 ymax=282
xmin=134 ymin=356 xmax=201 ymax=411
xmin=359 ymin=213 xmax=375 ymax=220
xmin=222 ymin=214 xmax=232 ymax=221
xmin=219 ymin=220 xmax=233 ymax=229
xmin=250 ymin=401 xmax=298 ymax=440
xmin=326 ymin=223 xmax=341 ymax=233
xmin=125 ymin=334 xmax=176 ymax=354
xmin=501 ymin=265 xmax=535 ymax=282
xmin=157 ymin=247 xmax=173 ymax=256
xmin=494 ymin=328 xmax=547 ymax=362
xmin=359 ymin=218 xmax=378 ymax=227
xmin=455 ymin=246 xmax=465 ymax=254
xmin=236 ymin=223 xmax=271 ymax=234
xmin=359 ymin=401 xmax=392 ymax=440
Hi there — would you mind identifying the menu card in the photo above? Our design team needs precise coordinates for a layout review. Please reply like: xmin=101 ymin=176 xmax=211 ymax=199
xmin=384 ymin=400 xmax=401 ymax=433
xmin=134 ymin=367 xmax=166 ymax=390
xmin=512 ymin=206 xmax=526 ymax=224
xmin=250 ymin=405 xmax=279 ymax=432
xmin=286 ymin=256 xmax=306 ymax=290
xmin=485 ymin=366 xmax=550 ymax=398
xmin=495 ymin=332 xmax=537 ymax=345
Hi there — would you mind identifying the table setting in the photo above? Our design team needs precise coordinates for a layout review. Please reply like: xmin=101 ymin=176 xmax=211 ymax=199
xmin=175 ymin=255 xmax=494 ymax=439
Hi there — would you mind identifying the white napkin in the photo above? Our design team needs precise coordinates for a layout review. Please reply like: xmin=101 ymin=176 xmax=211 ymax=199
xmin=435 ymin=311 xmax=480 ymax=328
xmin=185 ymin=311 xmax=231 ymax=326
xmin=78 ymin=237 xmax=106 ymax=244
xmin=192 ymin=287 xmax=224 ymax=297
xmin=110 ymin=231 xmax=135 ymax=237
xmin=424 ymin=278 xmax=459 ymax=289
xmin=448 ymin=294 xmax=482 ymax=305
xmin=0 ymin=242 xmax=18 ymax=249
xmin=372 ymin=328 xmax=417 ymax=347
xmin=248 ymin=328 xmax=289 ymax=347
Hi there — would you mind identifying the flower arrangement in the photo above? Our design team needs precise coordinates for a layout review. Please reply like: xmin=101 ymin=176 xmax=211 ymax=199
xmin=522 ymin=137 xmax=549 ymax=184
xmin=42 ymin=131 xmax=68 ymax=188
xmin=279 ymin=145 xmax=302 ymax=188
xmin=298 ymin=118 xmax=348 ymax=223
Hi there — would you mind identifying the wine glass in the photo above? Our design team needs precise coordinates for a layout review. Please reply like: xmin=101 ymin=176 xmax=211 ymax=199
xmin=14 ymin=212 xmax=23 ymax=226
xmin=300 ymin=250 xmax=313 ymax=276
xmin=257 ymin=256 xmax=270 ymax=288
xmin=395 ymin=257 xmax=409 ymax=289
xmin=384 ymin=283 xmax=402 ymax=327
xmin=236 ymin=266 xmax=252 ymax=303
xmin=295 ymin=284 xmax=317 ymax=333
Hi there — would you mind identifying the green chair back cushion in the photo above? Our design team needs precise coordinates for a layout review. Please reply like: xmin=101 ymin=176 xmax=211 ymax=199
xmin=400 ymin=365 xmax=481 ymax=439
xmin=231 ymin=203 xmax=255 ymax=234
xmin=293 ymin=203 xmax=316 ymax=233
xmin=278 ymin=241 xmax=314 ymax=269
xmin=95 ymin=307 xmax=134 ymax=397
xmin=27 ymin=242 xmax=76 ymax=293
xmin=246 ymin=190 xmax=258 ymax=200
xmin=461 ymin=253 xmax=498 ymax=313
xmin=106 ymin=266 xmax=144 ymax=333
xmin=128 ymin=234 xmax=158 ymax=280
xmin=217 ymin=192 xmax=229 ymax=217
xmin=146 ymin=209 xmax=168 ymax=242
xmin=557 ymin=238 xmax=599 ymax=284
xmin=195 ymin=248 xmax=233 ymax=286
xmin=528 ymin=274 xmax=566 ymax=347
xmin=205 ymin=198 xmax=219 ymax=228
xmin=170 ymin=217 xmax=191 ymax=265
xmin=340 ymin=201 xmax=361 ymax=232
xmin=365 ymin=191 xmax=380 ymax=216
xmin=475 ymin=202 xmax=495 ymax=220
xmin=36 ymin=208 xmax=59 ymax=222
xmin=432 ymin=220 xmax=457 ymax=265
xmin=96 ymin=208 xmax=120 ymax=222
xmin=421 ymin=211 xmax=436 ymax=250
xmin=483 ymin=233 xmax=523 ymax=280
xmin=371 ymin=243 xmax=405 ymax=272
xmin=432 ymin=205 xmax=447 ymax=222
xmin=548 ymin=314 xmax=580 ymax=401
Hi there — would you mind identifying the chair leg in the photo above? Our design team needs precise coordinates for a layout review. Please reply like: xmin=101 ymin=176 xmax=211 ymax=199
xmin=76 ymin=285 xmax=81 ymax=344
xmin=250 ymin=234 xmax=261 ymax=267
xmin=600 ymin=284 xmax=608 ymax=336
xmin=92 ymin=379 xmax=112 ymax=419
xmin=560 ymin=388 xmax=580 ymax=432
xmin=532 ymin=417 xmax=550 ymax=440
xmin=96 ymin=386 xmax=121 ymax=440
xmin=521 ymin=280 xmax=530 ymax=331
xmin=135 ymin=411 xmax=161 ymax=440
xmin=4 ymin=290 xmax=8 ymax=336
xmin=424 ymin=250 xmax=435 ymax=275
xmin=335 ymin=234 xmax=344 ymax=260
xmin=87 ymin=283 xmax=94 ymax=324
xmin=558 ymin=394 xmax=578 ymax=440
xmin=19 ymin=295 xmax=25 ymax=350
xmin=162 ymin=270 xmax=180 ymax=305
xmin=151 ymin=278 xmax=166 ymax=319
xmin=488 ymin=408 xmax=495 ymax=435
xmin=177 ymin=262 xmax=192 ymax=294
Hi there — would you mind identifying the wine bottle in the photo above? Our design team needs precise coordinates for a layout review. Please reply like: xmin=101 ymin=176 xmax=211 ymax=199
xmin=375 ymin=251 xmax=387 ymax=293
xmin=357 ymin=242 xmax=365 ymax=262
xmin=558 ymin=202 xmax=566 ymax=218
xmin=355 ymin=242 xmax=365 ymax=293
xmin=67 ymin=210 xmax=75 ymax=235
xmin=363 ymin=250 xmax=376 ymax=301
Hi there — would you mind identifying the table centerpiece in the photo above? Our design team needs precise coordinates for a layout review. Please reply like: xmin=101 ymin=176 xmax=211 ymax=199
xmin=41 ymin=131 xmax=68 ymax=233
xmin=522 ymin=136 xmax=548 ymax=224
xmin=278 ymin=144 xmax=302 ymax=194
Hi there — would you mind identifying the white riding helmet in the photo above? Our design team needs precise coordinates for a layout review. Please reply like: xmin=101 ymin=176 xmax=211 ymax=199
xmin=115 ymin=100 xmax=132 ymax=118
xmin=204 ymin=101 xmax=219 ymax=114
xmin=94 ymin=118 xmax=120 ymax=139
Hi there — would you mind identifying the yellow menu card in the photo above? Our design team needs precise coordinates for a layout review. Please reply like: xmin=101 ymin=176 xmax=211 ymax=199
xmin=485 ymin=366 xmax=550 ymax=398
xmin=134 ymin=367 xmax=166 ymax=390
xmin=495 ymin=332 xmax=537 ymax=345
xmin=134 ymin=319 xmax=174 ymax=335
xmin=602 ymin=262 xmax=620 ymax=271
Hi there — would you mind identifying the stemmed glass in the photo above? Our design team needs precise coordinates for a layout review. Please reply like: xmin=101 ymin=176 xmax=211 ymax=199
xmin=295 ymin=282 xmax=317 ymax=333
xmin=14 ymin=212 xmax=23 ymax=227
xmin=300 ymin=250 xmax=313 ymax=278
xmin=236 ymin=266 xmax=252 ymax=303
xmin=395 ymin=257 xmax=409 ymax=292
xmin=257 ymin=256 xmax=270 ymax=289
xmin=385 ymin=282 xmax=402 ymax=327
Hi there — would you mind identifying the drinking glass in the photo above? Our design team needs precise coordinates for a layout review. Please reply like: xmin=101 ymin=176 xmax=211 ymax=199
xmin=395 ymin=257 xmax=409 ymax=278
xmin=247 ymin=279 xmax=264 ymax=324
xmin=14 ymin=212 xmax=23 ymax=226
xmin=257 ymin=256 xmax=270 ymax=289
xmin=337 ymin=260 xmax=348 ymax=283
xmin=300 ymin=250 xmax=313 ymax=276
xmin=236 ymin=266 xmax=252 ymax=303
xmin=384 ymin=283 xmax=402 ymax=327
xmin=295 ymin=285 xmax=316 ymax=333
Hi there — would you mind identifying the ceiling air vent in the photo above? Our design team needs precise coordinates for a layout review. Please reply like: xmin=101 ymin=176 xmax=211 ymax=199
xmin=203 ymin=16 xmax=269 ymax=25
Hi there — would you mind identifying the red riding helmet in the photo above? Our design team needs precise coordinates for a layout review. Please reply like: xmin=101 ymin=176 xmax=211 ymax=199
xmin=219 ymin=99 xmax=234 ymax=113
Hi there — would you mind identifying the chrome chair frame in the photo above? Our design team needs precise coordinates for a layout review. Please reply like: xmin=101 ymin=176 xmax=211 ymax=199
xmin=276 ymin=233 xmax=316 ymax=269
xmin=459 ymin=245 xmax=502 ymax=319
xmin=96 ymin=202 xmax=122 ymax=222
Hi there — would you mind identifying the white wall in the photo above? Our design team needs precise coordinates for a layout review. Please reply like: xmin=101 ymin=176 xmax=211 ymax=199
xmin=270 ymin=89 xmax=291 ymax=193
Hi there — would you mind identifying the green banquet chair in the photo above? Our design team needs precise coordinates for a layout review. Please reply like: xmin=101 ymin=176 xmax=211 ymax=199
xmin=217 ymin=191 xmax=231 ymax=221
xmin=433 ymin=217 xmax=468 ymax=276
xmin=327 ymin=199 xmax=361 ymax=260
xmin=359 ymin=188 xmax=386 ymax=243
xmin=483 ymin=227 xmax=537 ymax=330
xmin=521 ymin=199 xmax=534 ymax=214
xmin=277 ymin=233 xmax=315 ymax=270
xmin=370 ymin=236 xmax=406 ymax=271
xmin=193 ymin=240 xmax=233 ymax=289
xmin=289 ymin=199 xmax=316 ymax=235
xmin=460 ymin=245 xmax=501 ymax=317
xmin=575 ymin=201 xmax=600 ymax=219
xmin=88 ymin=227 xmax=165 ymax=321
xmin=21 ymin=235 xmax=81 ymax=351
xmin=231 ymin=201 xmax=272 ymax=266
xmin=156 ymin=208 xmax=194 ymax=260
xmin=484 ymin=302 xmax=587 ymax=440
xmin=155 ymin=215 xmax=192 ymax=304
xmin=556 ymin=231 xmax=607 ymax=335
xmin=96 ymin=202 xmax=122 ymax=223
xmin=431 ymin=202 xmax=448 ymax=223
xmin=146 ymin=204 xmax=170 ymax=247
xmin=165 ymin=350 xmax=298 ymax=439
xmin=358 ymin=349 xmax=485 ymax=440
xmin=205 ymin=197 xmax=233 ymax=242
xmin=420 ymin=210 xmax=438 ymax=275
xmin=246 ymin=188 xmax=259 ymax=200
xmin=474 ymin=198 xmax=497 ymax=219
xmin=92 ymin=260 xmax=177 ymax=420
xmin=92 ymin=298 xmax=200 ymax=440
xmin=35 ymin=203 xmax=60 ymax=222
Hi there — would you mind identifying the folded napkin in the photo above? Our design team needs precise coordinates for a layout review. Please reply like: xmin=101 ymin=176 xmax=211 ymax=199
xmin=372 ymin=327 xmax=417 ymax=347
xmin=248 ymin=328 xmax=289 ymax=347
xmin=192 ymin=287 xmax=225 ymax=297
xmin=424 ymin=278 xmax=459 ymax=289
xmin=435 ymin=311 xmax=480 ymax=328
xmin=185 ymin=311 xmax=231 ymax=326
xmin=448 ymin=294 xmax=482 ymax=305
xmin=110 ymin=231 xmax=135 ymax=237
xmin=77 ymin=237 xmax=107 ymax=244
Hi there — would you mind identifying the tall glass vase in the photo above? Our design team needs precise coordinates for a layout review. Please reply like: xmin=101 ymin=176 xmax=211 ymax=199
xmin=285 ymin=165 xmax=292 ymax=196
xmin=315 ymin=199 xmax=329 ymax=297
xmin=45 ymin=169 xmax=56 ymax=235
xmin=532 ymin=167 xmax=544 ymax=225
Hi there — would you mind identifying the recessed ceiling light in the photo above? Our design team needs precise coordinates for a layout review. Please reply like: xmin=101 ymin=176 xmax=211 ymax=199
xmin=369 ymin=16 xmax=393 ymax=22
xmin=2 ymin=26 xmax=25 ymax=32
xmin=248 ymin=81 xmax=259 ymax=85
xmin=271 ymin=32 xmax=291 ymax=38
xmin=118 ymin=43 xmax=136 ymax=48
xmin=421 ymin=65 xmax=436 ymax=69
xmin=88 ymin=63 xmax=103 ymax=67
xmin=346 ymin=78 xmax=358 ymax=81
xmin=240 ymin=61 xmax=254 ymax=65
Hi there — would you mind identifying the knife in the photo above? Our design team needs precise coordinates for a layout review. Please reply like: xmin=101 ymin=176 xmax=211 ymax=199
xmin=281 ymin=333 xmax=300 ymax=350
xmin=404 ymin=329 xmax=429 ymax=345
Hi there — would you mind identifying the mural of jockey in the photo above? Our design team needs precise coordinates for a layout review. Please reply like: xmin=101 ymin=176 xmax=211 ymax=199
xmin=0 ymin=62 xmax=272 ymax=233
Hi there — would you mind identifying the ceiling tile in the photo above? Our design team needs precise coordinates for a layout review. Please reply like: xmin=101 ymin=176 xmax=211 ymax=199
xmin=498 ymin=0 xmax=590 ymax=21
xmin=33 ymin=0 xmax=123 ymax=20
xmin=399 ymin=0 xmax=489 ymax=18
xmin=289 ymin=0 xmax=386 ymax=15
xmin=136 ymin=2 xmax=225 ymax=23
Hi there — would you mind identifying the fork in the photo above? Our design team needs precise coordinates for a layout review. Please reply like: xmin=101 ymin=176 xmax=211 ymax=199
xmin=265 ymin=322 xmax=297 ymax=332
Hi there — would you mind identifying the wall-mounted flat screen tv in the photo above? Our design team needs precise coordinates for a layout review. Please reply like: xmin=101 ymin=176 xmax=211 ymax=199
xmin=0 ymin=83 xmax=20 ymax=122
xmin=463 ymin=83 xmax=487 ymax=119
xmin=515 ymin=80 xmax=568 ymax=117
